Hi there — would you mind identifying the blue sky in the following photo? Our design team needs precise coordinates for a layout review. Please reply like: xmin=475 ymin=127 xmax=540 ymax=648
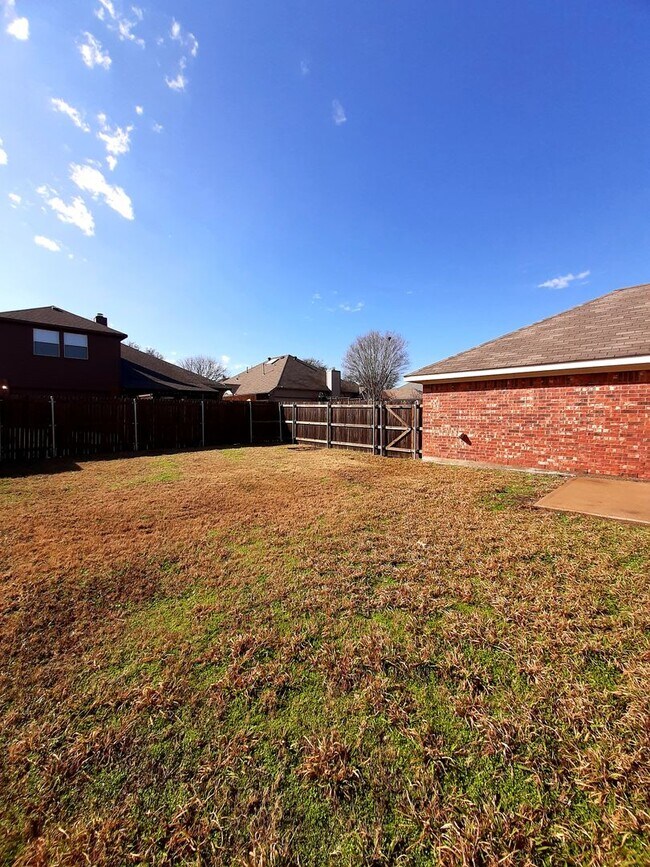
xmin=1 ymin=0 xmax=649 ymax=376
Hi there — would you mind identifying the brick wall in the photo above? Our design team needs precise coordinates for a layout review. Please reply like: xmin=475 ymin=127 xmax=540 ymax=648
xmin=422 ymin=370 xmax=650 ymax=479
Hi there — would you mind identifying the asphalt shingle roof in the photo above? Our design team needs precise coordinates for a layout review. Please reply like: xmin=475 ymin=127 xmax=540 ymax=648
xmin=0 ymin=306 xmax=128 ymax=338
xmin=121 ymin=344 xmax=227 ymax=394
xmin=408 ymin=283 xmax=650 ymax=378
xmin=222 ymin=355 xmax=359 ymax=396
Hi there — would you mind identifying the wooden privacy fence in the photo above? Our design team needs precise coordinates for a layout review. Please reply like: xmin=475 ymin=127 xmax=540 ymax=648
xmin=281 ymin=402 xmax=421 ymax=459
xmin=0 ymin=395 xmax=420 ymax=464
xmin=0 ymin=395 xmax=285 ymax=463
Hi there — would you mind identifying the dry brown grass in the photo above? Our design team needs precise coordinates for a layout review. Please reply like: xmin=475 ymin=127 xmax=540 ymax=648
xmin=1 ymin=446 xmax=648 ymax=866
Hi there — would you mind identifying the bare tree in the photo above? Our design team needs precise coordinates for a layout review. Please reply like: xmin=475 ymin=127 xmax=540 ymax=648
xmin=125 ymin=340 xmax=164 ymax=360
xmin=301 ymin=357 xmax=326 ymax=369
xmin=179 ymin=355 xmax=228 ymax=381
xmin=342 ymin=331 xmax=409 ymax=401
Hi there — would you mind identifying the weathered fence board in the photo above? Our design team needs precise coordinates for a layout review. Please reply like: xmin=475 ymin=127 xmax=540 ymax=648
xmin=282 ymin=402 xmax=421 ymax=459
xmin=0 ymin=396 xmax=422 ymax=465
xmin=0 ymin=396 xmax=285 ymax=465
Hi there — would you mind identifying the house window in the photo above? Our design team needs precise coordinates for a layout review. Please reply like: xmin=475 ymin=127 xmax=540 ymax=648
xmin=63 ymin=332 xmax=88 ymax=360
xmin=33 ymin=328 xmax=60 ymax=357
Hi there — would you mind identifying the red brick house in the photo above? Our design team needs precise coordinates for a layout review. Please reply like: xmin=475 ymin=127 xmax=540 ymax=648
xmin=405 ymin=283 xmax=649 ymax=479
xmin=0 ymin=306 xmax=227 ymax=398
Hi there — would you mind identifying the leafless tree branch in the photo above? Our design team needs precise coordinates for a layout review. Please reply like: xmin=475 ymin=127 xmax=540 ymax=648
xmin=342 ymin=331 xmax=409 ymax=401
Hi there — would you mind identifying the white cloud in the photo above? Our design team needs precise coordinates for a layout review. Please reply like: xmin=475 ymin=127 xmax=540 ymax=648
xmin=170 ymin=18 xmax=198 ymax=56
xmin=135 ymin=105 xmax=143 ymax=115
xmin=8 ymin=192 xmax=21 ymax=206
xmin=0 ymin=137 xmax=7 ymax=165
xmin=220 ymin=354 xmax=230 ymax=365
xmin=6 ymin=15 xmax=28 ymax=39
xmin=339 ymin=301 xmax=364 ymax=313
xmin=300 ymin=59 xmax=310 ymax=76
xmin=37 ymin=184 xmax=96 ymax=236
xmin=70 ymin=163 xmax=134 ymax=221
xmin=95 ymin=0 xmax=115 ymax=18
xmin=165 ymin=19 xmax=197 ymax=90
xmin=538 ymin=270 xmax=590 ymax=290
xmin=78 ymin=32 xmax=112 ymax=70
xmin=152 ymin=122 xmax=163 ymax=133
xmin=97 ymin=113 xmax=133 ymax=169
xmin=166 ymin=71 xmax=186 ymax=92
xmin=312 ymin=293 xmax=321 ymax=301
xmin=34 ymin=235 xmax=61 ymax=252
xmin=50 ymin=98 xmax=90 ymax=133
xmin=117 ymin=16 xmax=144 ymax=46
xmin=95 ymin=0 xmax=144 ymax=47
xmin=4 ymin=1 xmax=29 ymax=39
xmin=332 ymin=99 xmax=347 ymax=125
xmin=166 ymin=57 xmax=187 ymax=91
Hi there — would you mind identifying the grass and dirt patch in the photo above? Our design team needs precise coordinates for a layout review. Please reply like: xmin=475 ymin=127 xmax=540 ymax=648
xmin=1 ymin=446 xmax=648 ymax=865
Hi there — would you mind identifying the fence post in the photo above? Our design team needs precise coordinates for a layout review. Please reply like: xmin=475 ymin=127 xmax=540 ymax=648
xmin=292 ymin=403 xmax=297 ymax=443
xmin=278 ymin=402 xmax=283 ymax=443
xmin=0 ymin=400 xmax=3 ymax=463
xmin=133 ymin=398 xmax=139 ymax=451
xmin=201 ymin=399 xmax=205 ymax=448
xmin=326 ymin=401 xmax=332 ymax=448
xmin=379 ymin=402 xmax=385 ymax=457
xmin=412 ymin=401 xmax=418 ymax=459
xmin=248 ymin=401 xmax=253 ymax=444
xmin=372 ymin=403 xmax=377 ymax=455
xmin=49 ymin=395 xmax=57 ymax=458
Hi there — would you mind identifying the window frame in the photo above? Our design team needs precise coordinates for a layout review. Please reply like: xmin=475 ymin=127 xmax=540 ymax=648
xmin=63 ymin=331 xmax=89 ymax=360
xmin=33 ymin=328 xmax=60 ymax=358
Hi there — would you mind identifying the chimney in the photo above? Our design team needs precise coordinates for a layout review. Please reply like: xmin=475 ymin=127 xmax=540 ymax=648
xmin=326 ymin=368 xmax=341 ymax=398
xmin=95 ymin=313 xmax=108 ymax=326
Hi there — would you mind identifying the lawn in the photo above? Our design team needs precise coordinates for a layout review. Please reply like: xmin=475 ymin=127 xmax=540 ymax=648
xmin=1 ymin=446 xmax=648 ymax=866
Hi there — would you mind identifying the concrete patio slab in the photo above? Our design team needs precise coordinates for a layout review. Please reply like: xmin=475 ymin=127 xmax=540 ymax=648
xmin=536 ymin=476 xmax=650 ymax=525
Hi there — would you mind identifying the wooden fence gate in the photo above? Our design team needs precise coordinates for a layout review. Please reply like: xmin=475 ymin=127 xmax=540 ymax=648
xmin=281 ymin=402 xmax=421 ymax=459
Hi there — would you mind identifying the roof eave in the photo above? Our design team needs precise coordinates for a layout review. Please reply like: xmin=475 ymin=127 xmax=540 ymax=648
xmin=405 ymin=355 xmax=650 ymax=383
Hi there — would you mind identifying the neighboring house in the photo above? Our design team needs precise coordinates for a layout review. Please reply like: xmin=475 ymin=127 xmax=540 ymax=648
xmin=0 ymin=306 xmax=125 ymax=394
xmin=222 ymin=355 xmax=359 ymax=401
xmin=383 ymin=382 xmax=423 ymax=401
xmin=120 ymin=344 xmax=226 ymax=398
xmin=406 ymin=283 xmax=649 ymax=479
xmin=0 ymin=306 xmax=226 ymax=398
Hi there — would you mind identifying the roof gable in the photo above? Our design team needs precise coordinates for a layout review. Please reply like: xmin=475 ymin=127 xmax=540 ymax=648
xmin=408 ymin=283 xmax=650 ymax=379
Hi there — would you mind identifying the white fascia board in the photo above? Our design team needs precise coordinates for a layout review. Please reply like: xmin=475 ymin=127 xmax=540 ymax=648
xmin=405 ymin=355 xmax=650 ymax=383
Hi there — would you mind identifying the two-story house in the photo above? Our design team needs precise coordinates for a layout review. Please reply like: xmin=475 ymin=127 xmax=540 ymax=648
xmin=0 ymin=306 xmax=226 ymax=398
